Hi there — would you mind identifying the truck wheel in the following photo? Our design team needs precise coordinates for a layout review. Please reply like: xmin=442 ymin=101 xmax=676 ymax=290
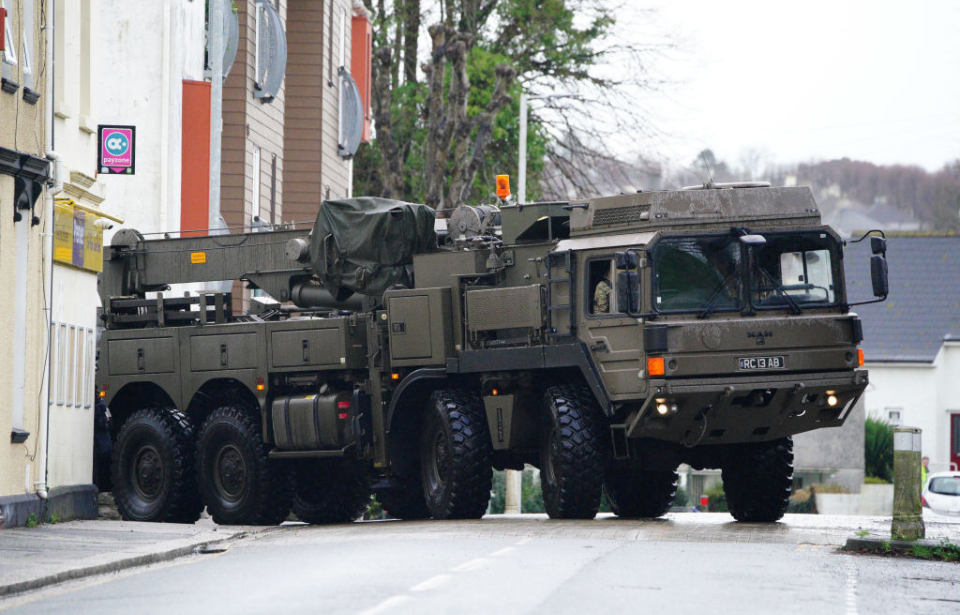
xmin=419 ymin=389 xmax=493 ymax=519
xmin=112 ymin=408 xmax=203 ymax=523
xmin=197 ymin=406 xmax=292 ymax=525
xmin=291 ymin=460 xmax=372 ymax=524
xmin=721 ymin=437 xmax=794 ymax=522
xmin=378 ymin=483 xmax=429 ymax=520
xmin=540 ymin=385 xmax=604 ymax=519
xmin=381 ymin=408 xmax=430 ymax=520
xmin=604 ymin=463 xmax=678 ymax=518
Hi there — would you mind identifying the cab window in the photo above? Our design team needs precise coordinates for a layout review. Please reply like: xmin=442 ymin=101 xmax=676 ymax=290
xmin=588 ymin=259 xmax=615 ymax=315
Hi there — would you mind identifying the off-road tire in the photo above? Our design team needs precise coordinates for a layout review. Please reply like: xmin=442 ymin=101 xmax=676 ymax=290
xmin=380 ymin=407 xmax=430 ymax=520
xmin=112 ymin=408 xmax=203 ymax=523
xmin=604 ymin=463 xmax=678 ymax=519
xmin=419 ymin=389 xmax=493 ymax=519
xmin=196 ymin=406 xmax=292 ymax=525
xmin=540 ymin=384 xmax=604 ymax=520
xmin=291 ymin=460 xmax=372 ymax=524
xmin=721 ymin=437 xmax=794 ymax=522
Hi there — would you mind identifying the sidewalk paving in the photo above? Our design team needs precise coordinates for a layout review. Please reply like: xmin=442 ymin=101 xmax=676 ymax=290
xmin=0 ymin=518 xmax=272 ymax=597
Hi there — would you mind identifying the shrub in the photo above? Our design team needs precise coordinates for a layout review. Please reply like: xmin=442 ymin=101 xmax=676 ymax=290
xmin=787 ymin=487 xmax=817 ymax=514
xmin=674 ymin=486 xmax=688 ymax=507
xmin=703 ymin=483 xmax=728 ymax=512
xmin=865 ymin=416 xmax=894 ymax=483
xmin=810 ymin=482 xmax=850 ymax=494
xmin=864 ymin=475 xmax=890 ymax=484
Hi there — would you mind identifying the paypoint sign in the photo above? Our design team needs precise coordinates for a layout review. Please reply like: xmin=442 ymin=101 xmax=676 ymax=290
xmin=98 ymin=125 xmax=136 ymax=175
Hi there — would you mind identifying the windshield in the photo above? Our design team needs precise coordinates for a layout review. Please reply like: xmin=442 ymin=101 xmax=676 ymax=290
xmin=653 ymin=235 xmax=742 ymax=312
xmin=652 ymin=231 xmax=841 ymax=314
xmin=751 ymin=232 xmax=840 ymax=309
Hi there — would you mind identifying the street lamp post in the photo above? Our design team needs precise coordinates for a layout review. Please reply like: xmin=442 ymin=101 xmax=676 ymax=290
xmin=517 ymin=91 xmax=579 ymax=204
xmin=504 ymin=90 xmax=580 ymax=516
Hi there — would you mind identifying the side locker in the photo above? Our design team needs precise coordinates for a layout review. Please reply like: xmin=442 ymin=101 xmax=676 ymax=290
xmin=189 ymin=332 xmax=258 ymax=371
xmin=385 ymin=287 xmax=453 ymax=366
xmin=546 ymin=250 xmax=576 ymax=340
xmin=107 ymin=337 xmax=176 ymax=376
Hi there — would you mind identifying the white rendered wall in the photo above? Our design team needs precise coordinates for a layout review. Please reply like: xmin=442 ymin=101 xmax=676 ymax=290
xmin=98 ymin=0 xmax=205 ymax=238
xmin=864 ymin=346 xmax=959 ymax=473
xmin=46 ymin=266 xmax=99 ymax=489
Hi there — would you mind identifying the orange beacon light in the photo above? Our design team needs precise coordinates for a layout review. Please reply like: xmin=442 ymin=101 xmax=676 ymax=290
xmin=496 ymin=175 xmax=511 ymax=200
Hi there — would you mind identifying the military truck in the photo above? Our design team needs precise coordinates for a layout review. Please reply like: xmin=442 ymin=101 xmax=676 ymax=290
xmin=96 ymin=183 xmax=887 ymax=525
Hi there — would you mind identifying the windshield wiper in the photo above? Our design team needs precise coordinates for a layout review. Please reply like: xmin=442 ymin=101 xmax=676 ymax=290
xmin=697 ymin=273 xmax=739 ymax=320
xmin=755 ymin=267 xmax=803 ymax=315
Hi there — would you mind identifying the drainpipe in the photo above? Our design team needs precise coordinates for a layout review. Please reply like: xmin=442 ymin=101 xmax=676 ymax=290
xmin=208 ymin=0 xmax=223 ymax=231
xmin=37 ymin=0 xmax=63 ymax=501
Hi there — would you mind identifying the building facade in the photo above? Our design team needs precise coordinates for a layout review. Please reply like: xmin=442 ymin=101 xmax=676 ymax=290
xmin=845 ymin=235 xmax=960 ymax=475
xmin=0 ymin=0 xmax=51 ymax=527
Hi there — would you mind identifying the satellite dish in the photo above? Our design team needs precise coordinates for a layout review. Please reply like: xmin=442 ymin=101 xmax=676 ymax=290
xmin=222 ymin=0 xmax=240 ymax=79
xmin=338 ymin=69 xmax=363 ymax=158
xmin=254 ymin=0 xmax=287 ymax=101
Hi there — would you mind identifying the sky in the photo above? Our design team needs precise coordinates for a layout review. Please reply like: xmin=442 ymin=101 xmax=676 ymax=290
xmin=631 ymin=0 xmax=960 ymax=175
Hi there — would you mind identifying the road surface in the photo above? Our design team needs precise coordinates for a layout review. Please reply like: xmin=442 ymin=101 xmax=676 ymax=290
xmin=3 ymin=513 xmax=959 ymax=615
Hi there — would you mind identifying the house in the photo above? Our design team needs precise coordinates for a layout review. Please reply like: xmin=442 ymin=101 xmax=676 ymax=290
xmin=844 ymin=234 xmax=960 ymax=474
xmin=98 ymin=0 xmax=369 ymax=312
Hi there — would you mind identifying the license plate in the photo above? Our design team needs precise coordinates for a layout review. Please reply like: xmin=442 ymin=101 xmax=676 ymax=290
xmin=738 ymin=356 xmax=785 ymax=371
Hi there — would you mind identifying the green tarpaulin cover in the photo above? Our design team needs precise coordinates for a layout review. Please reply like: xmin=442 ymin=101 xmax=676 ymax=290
xmin=308 ymin=197 xmax=437 ymax=298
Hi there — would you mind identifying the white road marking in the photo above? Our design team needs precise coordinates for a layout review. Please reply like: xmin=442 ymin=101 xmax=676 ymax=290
xmin=409 ymin=574 xmax=453 ymax=592
xmin=452 ymin=557 xmax=490 ymax=572
xmin=843 ymin=558 xmax=859 ymax=615
xmin=357 ymin=594 xmax=413 ymax=615
xmin=489 ymin=546 xmax=515 ymax=557
xmin=515 ymin=537 xmax=533 ymax=546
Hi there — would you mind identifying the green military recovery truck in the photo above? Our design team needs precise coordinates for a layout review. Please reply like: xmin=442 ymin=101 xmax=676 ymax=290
xmin=97 ymin=182 xmax=888 ymax=525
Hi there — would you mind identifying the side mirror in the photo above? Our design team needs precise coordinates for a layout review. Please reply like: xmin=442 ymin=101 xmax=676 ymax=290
xmin=870 ymin=236 xmax=886 ymax=255
xmin=616 ymin=271 xmax=639 ymax=313
xmin=615 ymin=251 xmax=638 ymax=270
xmin=870 ymin=255 xmax=888 ymax=298
xmin=738 ymin=234 xmax=767 ymax=246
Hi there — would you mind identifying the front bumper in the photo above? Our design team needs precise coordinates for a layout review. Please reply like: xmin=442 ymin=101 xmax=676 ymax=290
xmin=625 ymin=369 xmax=868 ymax=445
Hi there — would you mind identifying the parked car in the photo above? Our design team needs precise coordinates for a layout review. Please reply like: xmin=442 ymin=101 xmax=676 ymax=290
xmin=922 ymin=472 xmax=960 ymax=517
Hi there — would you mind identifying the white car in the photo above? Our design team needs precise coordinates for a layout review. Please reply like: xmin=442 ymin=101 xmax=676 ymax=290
xmin=923 ymin=471 xmax=960 ymax=517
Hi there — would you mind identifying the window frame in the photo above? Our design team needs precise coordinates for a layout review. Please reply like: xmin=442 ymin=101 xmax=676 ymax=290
xmin=650 ymin=233 xmax=745 ymax=316
xmin=583 ymin=254 xmax=633 ymax=319
xmin=747 ymin=230 xmax=844 ymax=312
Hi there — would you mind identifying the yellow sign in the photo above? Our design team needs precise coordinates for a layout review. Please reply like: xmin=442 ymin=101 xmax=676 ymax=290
xmin=53 ymin=200 xmax=105 ymax=273
xmin=190 ymin=252 xmax=207 ymax=264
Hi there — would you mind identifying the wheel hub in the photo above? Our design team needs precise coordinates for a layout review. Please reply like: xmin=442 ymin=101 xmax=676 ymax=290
xmin=132 ymin=445 xmax=164 ymax=500
xmin=215 ymin=445 xmax=246 ymax=502
xmin=429 ymin=429 xmax=450 ymax=489
xmin=542 ymin=425 xmax=557 ymax=485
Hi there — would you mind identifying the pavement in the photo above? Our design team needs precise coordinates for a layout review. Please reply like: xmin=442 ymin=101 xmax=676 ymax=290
xmin=0 ymin=518 xmax=271 ymax=597
xmin=1 ymin=510 xmax=957 ymax=599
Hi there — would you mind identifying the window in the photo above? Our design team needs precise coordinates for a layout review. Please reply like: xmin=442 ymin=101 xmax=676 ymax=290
xmin=86 ymin=329 xmax=95 ymax=409
xmin=588 ymin=259 xmax=627 ymax=315
xmin=252 ymin=145 xmax=261 ymax=217
xmin=886 ymin=408 xmax=902 ymax=425
xmin=1 ymin=0 xmax=16 ymax=66
xmin=928 ymin=476 xmax=960 ymax=496
xmin=57 ymin=323 xmax=67 ymax=405
xmin=653 ymin=235 xmax=742 ymax=313
xmin=48 ymin=323 xmax=58 ymax=406
xmin=75 ymin=326 xmax=84 ymax=408
xmin=750 ymin=232 xmax=840 ymax=309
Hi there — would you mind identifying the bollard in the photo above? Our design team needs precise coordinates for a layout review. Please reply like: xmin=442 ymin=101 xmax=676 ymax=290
xmin=504 ymin=469 xmax=522 ymax=515
xmin=891 ymin=426 xmax=925 ymax=541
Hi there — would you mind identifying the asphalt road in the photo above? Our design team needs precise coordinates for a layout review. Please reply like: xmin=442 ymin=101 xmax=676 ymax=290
xmin=3 ymin=513 xmax=959 ymax=615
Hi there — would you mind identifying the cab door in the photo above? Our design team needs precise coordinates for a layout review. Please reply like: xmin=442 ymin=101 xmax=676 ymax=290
xmin=579 ymin=253 xmax=645 ymax=400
